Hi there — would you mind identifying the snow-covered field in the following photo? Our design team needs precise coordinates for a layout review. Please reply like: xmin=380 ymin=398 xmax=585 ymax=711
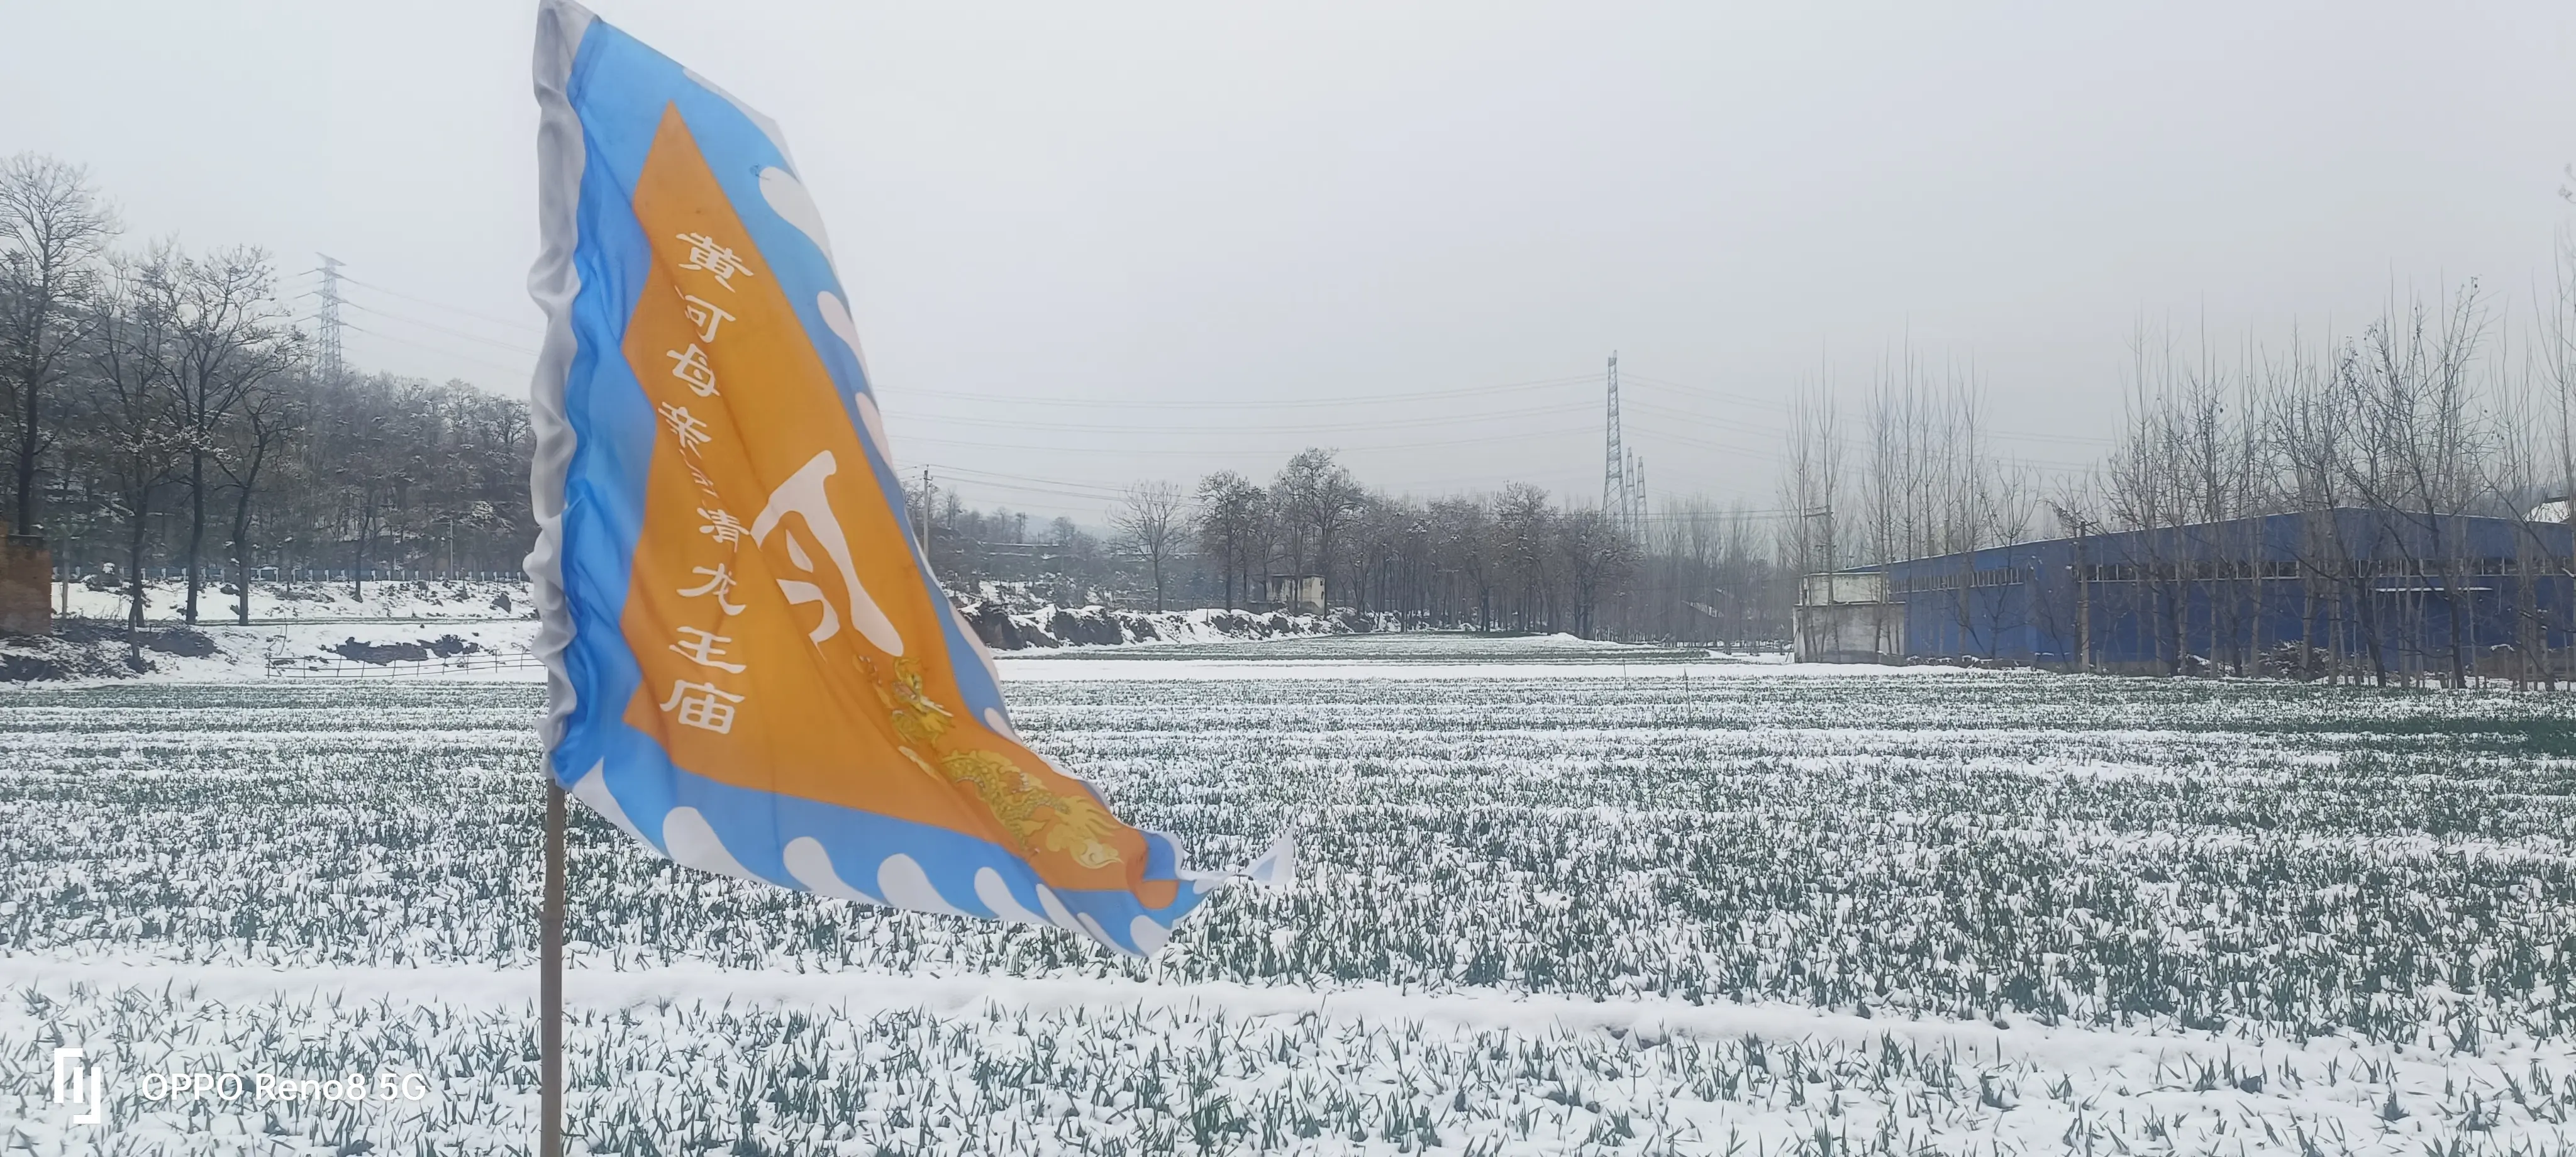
xmin=4 ymin=637 xmax=2573 ymax=1154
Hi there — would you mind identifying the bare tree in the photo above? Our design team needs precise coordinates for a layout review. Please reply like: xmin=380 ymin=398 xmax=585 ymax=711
xmin=87 ymin=250 xmax=182 ymax=660
xmin=2106 ymin=326 xmax=2197 ymax=672
xmin=219 ymin=381 xmax=300 ymax=624
xmin=1557 ymin=505 xmax=1636 ymax=638
xmin=2338 ymin=286 xmax=2492 ymax=686
xmin=1494 ymin=483 xmax=1554 ymax=630
xmin=1779 ymin=385 xmax=1841 ymax=577
xmin=1428 ymin=496 xmax=1496 ymax=629
xmin=1272 ymin=448 xmax=1365 ymax=604
xmin=157 ymin=246 xmax=300 ymax=623
xmin=1859 ymin=368 xmax=1917 ymax=567
xmin=1192 ymin=470 xmax=1262 ymax=609
xmin=2548 ymin=237 xmax=2576 ymax=508
xmin=0 ymin=153 xmax=116 ymax=535
xmin=2265 ymin=326 xmax=2359 ymax=682
xmin=1113 ymin=480 xmax=1186 ymax=613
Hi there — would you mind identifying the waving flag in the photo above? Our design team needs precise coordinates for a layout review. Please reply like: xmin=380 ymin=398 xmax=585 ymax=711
xmin=525 ymin=0 xmax=1226 ymax=954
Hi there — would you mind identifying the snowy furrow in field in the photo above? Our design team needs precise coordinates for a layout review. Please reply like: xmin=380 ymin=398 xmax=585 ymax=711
xmin=0 ymin=952 xmax=2554 ymax=1073
xmin=6 ymin=965 xmax=2570 ymax=1157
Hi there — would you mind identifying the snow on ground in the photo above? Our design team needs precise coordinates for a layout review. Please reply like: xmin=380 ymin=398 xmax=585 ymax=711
xmin=21 ymin=592 xmax=1811 ymax=684
xmin=4 ymin=639 xmax=2572 ymax=1153
xmin=35 ymin=577 xmax=1795 ymax=684
xmin=55 ymin=575 xmax=538 ymax=623
xmin=996 ymin=654 xmax=1927 ymax=683
xmin=0 ymin=618 xmax=548 ymax=684
xmin=968 ymin=601 xmax=1368 ymax=651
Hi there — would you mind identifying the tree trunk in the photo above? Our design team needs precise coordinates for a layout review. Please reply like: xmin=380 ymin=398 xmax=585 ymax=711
xmin=11 ymin=370 xmax=38 ymax=534
xmin=1220 ymin=537 xmax=1235 ymax=610
xmin=2444 ymin=558 xmax=2469 ymax=689
xmin=184 ymin=449 xmax=206 ymax=624
xmin=352 ymin=487 xmax=372 ymax=601
xmin=232 ymin=488 xmax=255 ymax=626
xmin=1315 ymin=527 xmax=1332 ymax=607
xmin=125 ymin=485 xmax=152 ymax=667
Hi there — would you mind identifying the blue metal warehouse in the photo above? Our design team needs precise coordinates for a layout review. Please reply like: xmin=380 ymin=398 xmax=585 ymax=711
xmin=1796 ymin=509 xmax=2576 ymax=680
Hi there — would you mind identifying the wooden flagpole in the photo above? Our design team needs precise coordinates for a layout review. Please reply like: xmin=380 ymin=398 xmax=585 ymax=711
xmin=541 ymin=780 xmax=566 ymax=1157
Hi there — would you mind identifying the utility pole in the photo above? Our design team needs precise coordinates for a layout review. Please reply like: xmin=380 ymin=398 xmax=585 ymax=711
xmin=539 ymin=780 xmax=564 ymax=1157
xmin=1602 ymin=352 xmax=1627 ymax=533
xmin=2048 ymin=502 xmax=2094 ymax=674
xmin=315 ymin=255 xmax=347 ymax=383
xmin=2074 ymin=518 xmax=2092 ymax=673
xmin=917 ymin=468 xmax=935 ymax=560
xmin=1799 ymin=506 xmax=1835 ymax=575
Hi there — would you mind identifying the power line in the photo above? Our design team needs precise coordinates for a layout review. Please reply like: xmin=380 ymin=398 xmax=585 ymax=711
xmin=884 ymin=372 xmax=1601 ymax=412
xmin=928 ymin=477 xmax=1121 ymax=509
xmin=917 ymin=463 xmax=1133 ymax=499
xmin=1615 ymin=397 xmax=2104 ymax=470
xmin=894 ymin=424 xmax=1586 ymax=457
xmin=1618 ymin=369 xmax=2118 ymax=448
xmin=343 ymin=300 xmax=542 ymax=357
xmin=339 ymin=275 xmax=546 ymax=336
xmin=881 ymin=397 xmax=1593 ymax=436
xmin=341 ymin=324 xmax=533 ymax=379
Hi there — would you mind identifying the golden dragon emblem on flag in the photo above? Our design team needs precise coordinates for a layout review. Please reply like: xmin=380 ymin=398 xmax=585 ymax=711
xmin=870 ymin=657 xmax=1126 ymax=870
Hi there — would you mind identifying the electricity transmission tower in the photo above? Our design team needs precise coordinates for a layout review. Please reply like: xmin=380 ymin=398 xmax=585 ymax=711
xmin=1602 ymin=352 xmax=1630 ymax=534
xmin=1627 ymin=449 xmax=1646 ymax=531
xmin=314 ymin=254 xmax=347 ymax=382
xmin=1602 ymin=353 xmax=1646 ymax=536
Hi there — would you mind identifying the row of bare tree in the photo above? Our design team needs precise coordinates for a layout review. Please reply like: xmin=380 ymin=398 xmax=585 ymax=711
xmin=1175 ymin=457 xmax=1770 ymax=640
xmin=912 ymin=448 xmax=1787 ymax=642
xmin=1 ymin=155 xmax=535 ymax=629
xmin=1779 ymin=355 xmax=2040 ymax=580
xmin=2073 ymin=277 xmax=2576 ymax=685
xmin=1777 ymin=251 xmax=2576 ymax=684
xmin=922 ymin=449 xmax=1680 ymax=639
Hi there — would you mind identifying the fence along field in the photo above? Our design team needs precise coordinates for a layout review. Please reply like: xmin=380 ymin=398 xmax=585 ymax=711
xmin=3 ymin=637 xmax=2573 ymax=1154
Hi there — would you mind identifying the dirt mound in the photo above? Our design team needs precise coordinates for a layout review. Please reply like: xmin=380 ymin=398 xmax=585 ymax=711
xmin=0 ymin=622 xmax=221 ymax=680
xmin=330 ymin=634 xmax=486 ymax=665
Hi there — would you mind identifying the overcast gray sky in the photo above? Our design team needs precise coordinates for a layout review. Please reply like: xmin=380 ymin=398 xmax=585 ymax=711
xmin=6 ymin=2 xmax=2573 ymax=519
